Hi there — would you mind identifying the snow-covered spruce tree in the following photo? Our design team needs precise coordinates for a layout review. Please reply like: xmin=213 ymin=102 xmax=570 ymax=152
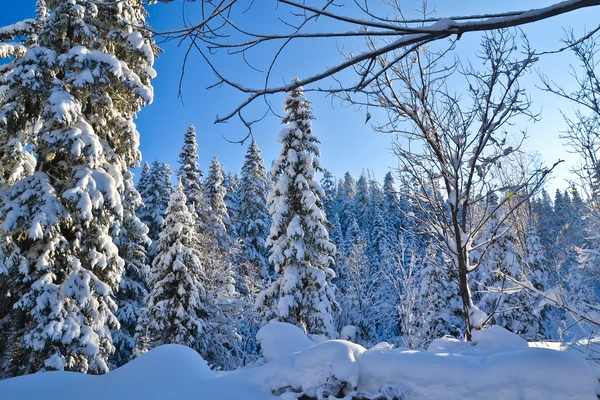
xmin=110 ymin=170 xmax=150 ymax=368
xmin=176 ymin=124 xmax=205 ymax=214
xmin=368 ymin=207 xmax=401 ymax=339
xmin=382 ymin=172 xmax=403 ymax=242
xmin=471 ymin=196 xmax=541 ymax=338
xmin=0 ymin=0 xmax=157 ymax=375
xmin=141 ymin=182 xmax=241 ymax=369
xmin=354 ymin=174 xmax=371 ymax=238
xmin=223 ymin=172 xmax=241 ymax=240
xmin=336 ymin=215 xmax=394 ymax=346
xmin=416 ymin=244 xmax=463 ymax=345
xmin=142 ymin=182 xmax=211 ymax=356
xmin=320 ymin=169 xmax=337 ymax=220
xmin=0 ymin=11 xmax=37 ymax=188
xmin=137 ymin=161 xmax=172 ymax=245
xmin=523 ymin=222 xmax=553 ymax=340
xmin=337 ymin=172 xmax=356 ymax=238
xmin=237 ymin=140 xmax=270 ymax=276
xmin=0 ymin=13 xmax=37 ymax=374
xmin=257 ymin=84 xmax=337 ymax=338
xmin=204 ymin=156 xmax=233 ymax=248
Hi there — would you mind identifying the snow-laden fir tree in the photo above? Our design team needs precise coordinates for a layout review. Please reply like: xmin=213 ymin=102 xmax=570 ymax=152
xmin=141 ymin=182 xmax=212 ymax=356
xmin=523 ymin=221 xmax=553 ymax=339
xmin=140 ymin=182 xmax=242 ymax=369
xmin=0 ymin=0 xmax=156 ymax=375
xmin=367 ymin=207 xmax=401 ymax=339
xmin=237 ymin=140 xmax=270 ymax=275
xmin=137 ymin=161 xmax=172 ymax=245
xmin=0 ymin=7 xmax=35 ymax=364
xmin=472 ymin=195 xmax=541 ymax=337
xmin=354 ymin=174 xmax=371 ymax=238
xmin=110 ymin=170 xmax=150 ymax=368
xmin=257 ymin=83 xmax=337 ymax=338
xmin=320 ymin=169 xmax=337 ymax=220
xmin=223 ymin=172 xmax=240 ymax=241
xmin=204 ymin=156 xmax=232 ymax=248
xmin=415 ymin=244 xmax=463 ymax=345
xmin=0 ymin=9 xmax=37 ymax=187
xmin=176 ymin=124 xmax=205 ymax=214
xmin=382 ymin=172 xmax=403 ymax=242
xmin=335 ymin=216 xmax=391 ymax=346
xmin=337 ymin=172 xmax=356 ymax=237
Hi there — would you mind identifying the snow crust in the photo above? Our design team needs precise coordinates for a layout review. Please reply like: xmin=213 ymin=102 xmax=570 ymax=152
xmin=1 ymin=323 xmax=597 ymax=400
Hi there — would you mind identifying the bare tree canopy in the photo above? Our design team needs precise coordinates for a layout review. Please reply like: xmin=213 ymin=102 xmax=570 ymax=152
xmin=155 ymin=0 xmax=600 ymax=126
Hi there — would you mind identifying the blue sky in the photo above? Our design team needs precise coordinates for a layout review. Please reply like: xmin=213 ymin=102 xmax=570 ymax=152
xmin=2 ymin=1 xmax=598 ymax=191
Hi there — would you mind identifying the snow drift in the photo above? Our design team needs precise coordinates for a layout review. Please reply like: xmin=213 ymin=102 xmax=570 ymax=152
xmin=0 ymin=322 xmax=597 ymax=400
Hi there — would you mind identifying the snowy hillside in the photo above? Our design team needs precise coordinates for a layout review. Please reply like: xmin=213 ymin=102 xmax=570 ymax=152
xmin=1 ymin=322 xmax=597 ymax=400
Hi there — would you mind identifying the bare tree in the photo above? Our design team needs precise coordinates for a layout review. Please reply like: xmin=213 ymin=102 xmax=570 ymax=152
xmin=343 ymin=29 xmax=558 ymax=340
xmin=540 ymin=30 xmax=600 ymax=337
xmin=154 ymin=0 xmax=600 ymax=127
xmin=540 ymin=31 xmax=600 ymax=205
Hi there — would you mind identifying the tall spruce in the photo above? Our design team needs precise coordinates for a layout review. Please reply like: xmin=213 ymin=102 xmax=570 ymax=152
xmin=237 ymin=140 xmax=270 ymax=274
xmin=223 ymin=172 xmax=241 ymax=241
xmin=137 ymin=161 xmax=172 ymax=245
xmin=257 ymin=83 xmax=337 ymax=338
xmin=337 ymin=172 xmax=356 ymax=238
xmin=204 ymin=156 xmax=232 ymax=248
xmin=472 ymin=195 xmax=540 ymax=337
xmin=0 ymin=0 xmax=156 ymax=375
xmin=176 ymin=124 xmax=205 ymax=214
xmin=140 ymin=182 xmax=242 ymax=369
xmin=111 ymin=170 xmax=150 ymax=368
xmin=142 ymin=182 xmax=212 ymax=355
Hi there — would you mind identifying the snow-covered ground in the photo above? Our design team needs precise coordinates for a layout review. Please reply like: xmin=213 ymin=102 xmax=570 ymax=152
xmin=1 ymin=322 xmax=598 ymax=400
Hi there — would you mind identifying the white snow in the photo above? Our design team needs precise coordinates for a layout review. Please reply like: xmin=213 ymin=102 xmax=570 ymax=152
xmin=256 ymin=321 xmax=316 ymax=361
xmin=0 ymin=323 xmax=597 ymax=400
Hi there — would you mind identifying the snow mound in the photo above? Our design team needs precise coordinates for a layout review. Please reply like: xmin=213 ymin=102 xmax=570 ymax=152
xmin=115 ymin=344 xmax=215 ymax=382
xmin=358 ymin=344 xmax=596 ymax=399
xmin=257 ymin=321 xmax=316 ymax=361
xmin=470 ymin=325 xmax=528 ymax=353
xmin=427 ymin=336 xmax=469 ymax=354
xmin=0 ymin=345 xmax=219 ymax=400
xmin=0 ymin=324 xmax=597 ymax=400
xmin=255 ymin=338 xmax=366 ymax=397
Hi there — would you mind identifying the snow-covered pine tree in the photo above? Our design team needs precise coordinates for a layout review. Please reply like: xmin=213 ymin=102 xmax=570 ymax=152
xmin=382 ymin=172 xmax=402 ymax=242
xmin=523 ymin=221 xmax=553 ymax=340
xmin=367 ymin=206 xmax=400 ymax=339
xmin=0 ymin=9 xmax=37 ymax=187
xmin=354 ymin=173 xmax=371 ymax=238
xmin=531 ymin=189 xmax=555 ymax=250
xmin=223 ymin=172 xmax=240 ymax=241
xmin=142 ymin=181 xmax=211 ymax=355
xmin=0 ymin=0 xmax=156 ymax=375
xmin=320 ymin=169 xmax=337 ymax=221
xmin=110 ymin=170 xmax=150 ymax=368
xmin=237 ymin=140 xmax=270 ymax=276
xmin=472 ymin=195 xmax=541 ymax=337
xmin=257 ymin=83 xmax=337 ymax=338
xmin=0 ymin=12 xmax=36 ymax=370
xmin=204 ymin=156 xmax=232 ymax=248
xmin=176 ymin=124 xmax=205 ymax=214
xmin=336 ymin=231 xmax=377 ymax=345
xmin=141 ymin=181 xmax=242 ymax=369
xmin=337 ymin=172 xmax=356 ymax=237
xmin=137 ymin=161 xmax=172 ymax=245
xmin=415 ymin=244 xmax=463 ymax=345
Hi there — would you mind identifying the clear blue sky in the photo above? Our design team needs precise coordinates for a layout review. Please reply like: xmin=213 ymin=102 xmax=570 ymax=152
xmin=2 ymin=1 xmax=598 ymax=191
